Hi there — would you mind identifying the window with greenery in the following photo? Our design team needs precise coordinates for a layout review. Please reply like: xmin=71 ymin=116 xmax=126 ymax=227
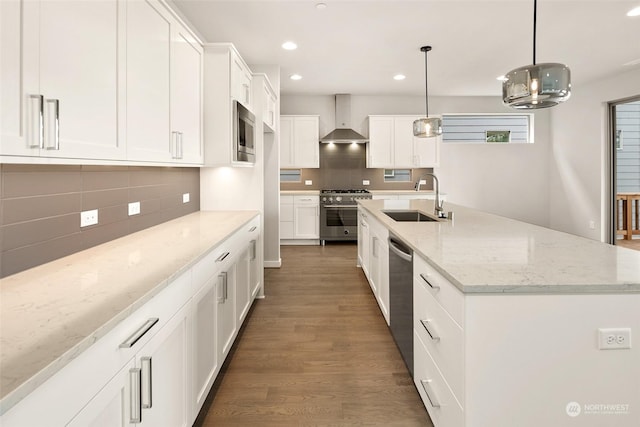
xmin=442 ymin=113 xmax=533 ymax=143
xmin=383 ymin=169 xmax=411 ymax=182
xmin=280 ymin=169 xmax=301 ymax=182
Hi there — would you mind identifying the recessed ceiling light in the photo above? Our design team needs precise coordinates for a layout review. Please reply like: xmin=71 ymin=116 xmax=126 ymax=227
xmin=316 ymin=2 xmax=327 ymax=10
xmin=290 ymin=74 xmax=302 ymax=81
xmin=282 ymin=41 xmax=297 ymax=50
xmin=627 ymin=6 xmax=640 ymax=16
xmin=496 ymin=75 xmax=508 ymax=81
xmin=393 ymin=74 xmax=406 ymax=81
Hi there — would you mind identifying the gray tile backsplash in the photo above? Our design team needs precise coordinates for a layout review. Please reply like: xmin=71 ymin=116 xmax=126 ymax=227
xmin=280 ymin=143 xmax=434 ymax=191
xmin=0 ymin=165 xmax=200 ymax=278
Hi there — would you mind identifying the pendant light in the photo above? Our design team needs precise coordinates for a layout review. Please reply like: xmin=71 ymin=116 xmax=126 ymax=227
xmin=413 ymin=46 xmax=442 ymax=138
xmin=502 ymin=0 xmax=571 ymax=109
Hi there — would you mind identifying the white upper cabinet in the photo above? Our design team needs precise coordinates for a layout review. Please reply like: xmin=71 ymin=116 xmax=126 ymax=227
xmin=262 ymin=77 xmax=277 ymax=132
xmin=280 ymin=115 xmax=319 ymax=168
xmin=1 ymin=0 xmax=125 ymax=160
xmin=368 ymin=115 xmax=440 ymax=168
xmin=126 ymin=0 xmax=172 ymax=163
xmin=203 ymin=43 xmax=254 ymax=166
xmin=171 ymin=23 xmax=203 ymax=164
xmin=0 ymin=0 xmax=203 ymax=166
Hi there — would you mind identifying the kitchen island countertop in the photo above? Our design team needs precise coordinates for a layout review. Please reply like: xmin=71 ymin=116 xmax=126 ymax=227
xmin=358 ymin=199 xmax=640 ymax=294
xmin=0 ymin=210 xmax=259 ymax=414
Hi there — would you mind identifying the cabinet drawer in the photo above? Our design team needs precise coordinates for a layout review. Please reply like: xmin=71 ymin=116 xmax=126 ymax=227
xmin=414 ymin=254 xmax=464 ymax=326
xmin=414 ymin=331 xmax=464 ymax=427
xmin=294 ymin=195 xmax=319 ymax=205
xmin=414 ymin=280 xmax=464 ymax=404
xmin=192 ymin=239 xmax=236 ymax=292
xmin=242 ymin=216 xmax=261 ymax=244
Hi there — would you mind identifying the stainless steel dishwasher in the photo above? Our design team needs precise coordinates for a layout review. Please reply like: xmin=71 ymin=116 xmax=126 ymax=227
xmin=388 ymin=233 xmax=414 ymax=377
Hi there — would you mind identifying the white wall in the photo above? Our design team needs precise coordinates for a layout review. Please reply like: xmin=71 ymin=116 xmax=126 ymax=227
xmin=282 ymin=94 xmax=552 ymax=227
xmin=549 ymin=67 xmax=640 ymax=241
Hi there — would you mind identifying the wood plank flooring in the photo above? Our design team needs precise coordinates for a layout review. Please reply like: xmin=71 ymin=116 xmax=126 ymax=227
xmin=197 ymin=243 xmax=432 ymax=427
xmin=617 ymin=238 xmax=640 ymax=252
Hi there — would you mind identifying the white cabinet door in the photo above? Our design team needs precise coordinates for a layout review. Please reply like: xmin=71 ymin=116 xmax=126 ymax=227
xmin=263 ymin=82 xmax=277 ymax=131
xmin=171 ymin=24 xmax=203 ymax=164
xmin=367 ymin=116 xmax=394 ymax=168
xmin=377 ymin=237 xmax=390 ymax=325
xmin=369 ymin=234 xmax=380 ymax=295
xmin=66 ymin=359 xmax=135 ymax=427
xmin=294 ymin=200 xmax=319 ymax=239
xmin=414 ymin=133 xmax=440 ymax=167
xmin=126 ymin=0 xmax=172 ymax=162
xmin=1 ymin=0 xmax=124 ymax=160
xmin=393 ymin=117 xmax=416 ymax=168
xmin=137 ymin=302 xmax=191 ymax=427
xmin=279 ymin=116 xmax=294 ymax=168
xmin=359 ymin=215 xmax=370 ymax=278
xmin=293 ymin=116 xmax=319 ymax=168
xmin=249 ymin=239 xmax=261 ymax=298
xmin=230 ymin=51 xmax=252 ymax=107
xmin=0 ymin=0 xmax=39 ymax=156
xmin=191 ymin=275 xmax=218 ymax=417
xmin=235 ymin=247 xmax=251 ymax=325
xmin=280 ymin=116 xmax=319 ymax=168
xmin=217 ymin=264 xmax=237 ymax=359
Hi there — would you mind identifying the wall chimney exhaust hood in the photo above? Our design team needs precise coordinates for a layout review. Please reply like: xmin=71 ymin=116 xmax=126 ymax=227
xmin=320 ymin=94 xmax=368 ymax=143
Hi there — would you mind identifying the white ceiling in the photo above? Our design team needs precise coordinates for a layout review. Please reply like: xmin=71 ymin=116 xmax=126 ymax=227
xmin=172 ymin=0 xmax=640 ymax=97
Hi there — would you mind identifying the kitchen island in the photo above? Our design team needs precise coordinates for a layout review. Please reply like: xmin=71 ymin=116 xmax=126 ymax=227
xmin=358 ymin=199 xmax=640 ymax=427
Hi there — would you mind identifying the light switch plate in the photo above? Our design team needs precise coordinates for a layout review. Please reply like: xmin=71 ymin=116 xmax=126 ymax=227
xmin=305 ymin=180 xmax=312 ymax=186
xmin=128 ymin=201 xmax=141 ymax=216
xmin=182 ymin=193 xmax=190 ymax=203
xmin=80 ymin=209 xmax=98 ymax=227
xmin=363 ymin=180 xmax=370 ymax=185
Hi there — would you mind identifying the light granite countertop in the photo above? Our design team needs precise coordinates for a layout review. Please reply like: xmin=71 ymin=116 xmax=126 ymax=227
xmin=0 ymin=210 xmax=259 ymax=414
xmin=280 ymin=190 xmax=320 ymax=195
xmin=367 ymin=190 xmax=438 ymax=195
xmin=359 ymin=199 xmax=640 ymax=294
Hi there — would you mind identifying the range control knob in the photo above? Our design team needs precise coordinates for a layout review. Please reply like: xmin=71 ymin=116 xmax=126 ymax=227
xmin=336 ymin=196 xmax=342 ymax=202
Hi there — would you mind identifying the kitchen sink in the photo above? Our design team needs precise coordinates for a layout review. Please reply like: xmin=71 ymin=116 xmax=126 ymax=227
xmin=382 ymin=210 xmax=439 ymax=222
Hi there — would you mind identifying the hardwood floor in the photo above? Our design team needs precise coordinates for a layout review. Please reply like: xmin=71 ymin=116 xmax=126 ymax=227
xmin=198 ymin=243 xmax=432 ymax=427
xmin=617 ymin=238 xmax=640 ymax=252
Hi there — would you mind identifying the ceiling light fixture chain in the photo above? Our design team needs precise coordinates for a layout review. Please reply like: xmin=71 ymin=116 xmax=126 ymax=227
xmin=413 ymin=45 xmax=442 ymax=138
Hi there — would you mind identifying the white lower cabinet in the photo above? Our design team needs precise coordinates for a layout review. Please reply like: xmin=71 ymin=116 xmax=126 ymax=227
xmin=1 ymin=215 xmax=262 ymax=427
xmin=280 ymin=195 xmax=319 ymax=243
xmin=358 ymin=207 xmax=389 ymax=325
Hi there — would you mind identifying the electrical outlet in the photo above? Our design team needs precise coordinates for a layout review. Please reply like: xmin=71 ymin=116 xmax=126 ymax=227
xmin=363 ymin=180 xmax=370 ymax=185
xmin=80 ymin=209 xmax=98 ymax=227
xmin=598 ymin=328 xmax=631 ymax=350
xmin=182 ymin=193 xmax=190 ymax=203
xmin=128 ymin=201 xmax=141 ymax=216
xmin=420 ymin=179 xmax=427 ymax=185
xmin=305 ymin=180 xmax=312 ymax=186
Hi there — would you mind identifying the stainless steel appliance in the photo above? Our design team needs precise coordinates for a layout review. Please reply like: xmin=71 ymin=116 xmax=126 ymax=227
xmin=232 ymin=100 xmax=255 ymax=163
xmin=388 ymin=234 xmax=414 ymax=377
xmin=320 ymin=189 xmax=372 ymax=244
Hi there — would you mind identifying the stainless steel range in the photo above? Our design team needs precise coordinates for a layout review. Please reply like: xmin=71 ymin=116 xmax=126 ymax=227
xmin=320 ymin=189 xmax=372 ymax=244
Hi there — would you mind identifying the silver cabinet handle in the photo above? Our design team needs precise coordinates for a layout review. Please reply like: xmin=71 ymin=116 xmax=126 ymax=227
xmin=419 ymin=273 xmax=440 ymax=290
xmin=179 ymin=132 xmax=184 ymax=159
xmin=372 ymin=236 xmax=378 ymax=257
xmin=119 ymin=318 xmax=159 ymax=348
xmin=249 ymin=226 xmax=257 ymax=232
xmin=44 ymin=99 xmax=60 ymax=150
xmin=250 ymin=239 xmax=257 ymax=261
xmin=420 ymin=379 xmax=441 ymax=408
xmin=218 ymin=272 xmax=228 ymax=303
xmin=130 ymin=368 xmax=142 ymax=423
xmin=216 ymin=251 xmax=230 ymax=262
xmin=172 ymin=131 xmax=180 ymax=159
xmin=420 ymin=319 xmax=440 ymax=341
xmin=217 ymin=273 xmax=225 ymax=303
xmin=28 ymin=95 xmax=43 ymax=148
xmin=141 ymin=357 xmax=152 ymax=409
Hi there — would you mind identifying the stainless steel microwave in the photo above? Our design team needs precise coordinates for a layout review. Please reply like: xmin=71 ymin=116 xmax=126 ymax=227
xmin=233 ymin=100 xmax=255 ymax=163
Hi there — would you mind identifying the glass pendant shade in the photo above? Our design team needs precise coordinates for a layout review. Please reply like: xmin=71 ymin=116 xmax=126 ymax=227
xmin=502 ymin=62 xmax=571 ymax=109
xmin=413 ymin=117 xmax=442 ymax=138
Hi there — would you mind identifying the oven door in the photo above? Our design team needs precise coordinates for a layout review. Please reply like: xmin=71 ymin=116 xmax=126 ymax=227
xmin=320 ymin=205 xmax=359 ymax=241
xmin=233 ymin=100 xmax=255 ymax=162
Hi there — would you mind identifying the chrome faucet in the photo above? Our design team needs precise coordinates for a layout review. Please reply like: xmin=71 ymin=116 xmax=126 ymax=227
xmin=415 ymin=173 xmax=446 ymax=218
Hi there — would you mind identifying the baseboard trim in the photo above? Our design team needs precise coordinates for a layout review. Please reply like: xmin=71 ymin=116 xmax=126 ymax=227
xmin=264 ymin=259 xmax=282 ymax=268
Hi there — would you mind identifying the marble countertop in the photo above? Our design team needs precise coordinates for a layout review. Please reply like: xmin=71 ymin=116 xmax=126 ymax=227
xmin=280 ymin=190 xmax=320 ymax=195
xmin=0 ymin=210 xmax=259 ymax=414
xmin=368 ymin=190 xmax=441 ymax=195
xmin=359 ymin=199 xmax=640 ymax=294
